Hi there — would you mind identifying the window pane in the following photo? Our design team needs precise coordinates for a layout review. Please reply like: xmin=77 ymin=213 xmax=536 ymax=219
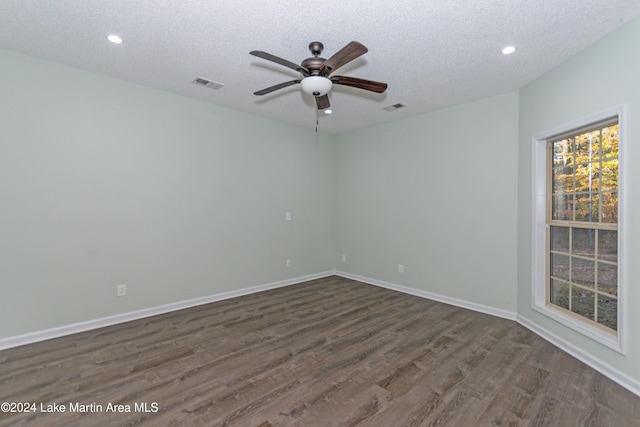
xmin=597 ymin=262 xmax=617 ymax=296
xmin=574 ymin=193 xmax=599 ymax=222
xmin=571 ymin=257 xmax=595 ymax=288
xmin=597 ymin=295 xmax=617 ymax=331
xmin=575 ymin=131 xmax=600 ymax=161
xmin=574 ymin=163 xmax=599 ymax=192
xmin=552 ymin=166 xmax=574 ymax=193
xmin=571 ymin=288 xmax=595 ymax=321
xmin=601 ymin=192 xmax=618 ymax=223
xmin=551 ymin=253 xmax=570 ymax=281
xmin=601 ymin=125 xmax=618 ymax=159
xmin=550 ymin=226 xmax=569 ymax=253
xmin=553 ymin=139 xmax=573 ymax=167
xmin=590 ymin=162 xmax=601 ymax=191
xmin=572 ymin=228 xmax=595 ymax=257
xmin=598 ymin=230 xmax=617 ymax=262
xmin=550 ymin=280 xmax=569 ymax=310
xmin=601 ymin=158 xmax=618 ymax=190
xmin=552 ymin=194 xmax=573 ymax=220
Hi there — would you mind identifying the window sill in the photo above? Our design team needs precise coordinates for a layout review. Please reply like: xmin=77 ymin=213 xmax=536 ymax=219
xmin=532 ymin=303 xmax=623 ymax=354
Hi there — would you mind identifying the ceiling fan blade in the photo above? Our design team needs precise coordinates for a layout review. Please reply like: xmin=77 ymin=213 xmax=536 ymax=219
xmin=315 ymin=95 xmax=330 ymax=110
xmin=320 ymin=41 xmax=368 ymax=75
xmin=331 ymin=75 xmax=388 ymax=93
xmin=250 ymin=51 xmax=309 ymax=75
xmin=253 ymin=79 xmax=301 ymax=96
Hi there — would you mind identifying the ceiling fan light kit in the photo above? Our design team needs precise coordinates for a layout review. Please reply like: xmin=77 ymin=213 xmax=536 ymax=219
xmin=250 ymin=41 xmax=388 ymax=111
xmin=300 ymin=76 xmax=332 ymax=97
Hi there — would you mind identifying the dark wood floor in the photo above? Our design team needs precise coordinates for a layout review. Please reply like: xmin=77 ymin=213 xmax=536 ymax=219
xmin=1 ymin=276 xmax=638 ymax=426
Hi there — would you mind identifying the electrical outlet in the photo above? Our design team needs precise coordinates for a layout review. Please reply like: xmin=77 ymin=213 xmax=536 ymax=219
xmin=285 ymin=212 xmax=291 ymax=221
xmin=398 ymin=264 xmax=404 ymax=273
xmin=286 ymin=259 xmax=291 ymax=268
xmin=117 ymin=284 xmax=126 ymax=297
xmin=341 ymin=254 xmax=346 ymax=262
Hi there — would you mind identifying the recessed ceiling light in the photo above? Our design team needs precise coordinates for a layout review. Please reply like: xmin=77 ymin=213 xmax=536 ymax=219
xmin=501 ymin=46 xmax=516 ymax=55
xmin=107 ymin=34 xmax=123 ymax=44
xmin=324 ymin=109 xmax=332 ymax=114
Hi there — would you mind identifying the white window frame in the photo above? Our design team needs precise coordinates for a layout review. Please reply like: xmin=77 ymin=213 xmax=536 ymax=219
xmin=531 ymin=105 xmax=626 ymax=354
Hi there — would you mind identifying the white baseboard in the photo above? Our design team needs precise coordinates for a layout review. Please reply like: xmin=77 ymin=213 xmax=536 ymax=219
xmin=335 ymin=271 xmax=518 ymax=321
xmin=0 ymin=271 xmax=334 ymax=351
xmin=3 ymin=270 xmax=638 ymax=398
xmin=335 ymin=270 xmax=639 ymax=398
xmin=517 ymin=315 xmax=640 ymax=397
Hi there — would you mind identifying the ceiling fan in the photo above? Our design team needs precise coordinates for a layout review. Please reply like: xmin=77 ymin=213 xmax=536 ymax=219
xmin=250 ymin=41 xmax=388 ymax=110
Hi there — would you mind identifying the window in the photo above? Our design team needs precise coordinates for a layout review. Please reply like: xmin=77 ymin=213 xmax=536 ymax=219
xmin=532 ymin=108 xmax=624 ymax=352
xmin=548 ymin=120 xmax=618 ymax=328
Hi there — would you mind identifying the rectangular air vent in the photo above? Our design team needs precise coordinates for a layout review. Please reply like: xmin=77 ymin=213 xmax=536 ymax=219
xmin=192 ymin=77 xmax=224 ymax=90
xmin=382 ymin=103 xmax=406 ymax=112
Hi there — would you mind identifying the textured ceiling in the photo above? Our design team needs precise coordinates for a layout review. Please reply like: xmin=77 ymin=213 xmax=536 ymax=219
xmin=1 ymin=1 xmax=640 ymax=134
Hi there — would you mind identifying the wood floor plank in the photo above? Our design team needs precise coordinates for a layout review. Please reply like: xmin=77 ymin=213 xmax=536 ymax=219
xmin=1 ymin=276 xmax=638 ymax=426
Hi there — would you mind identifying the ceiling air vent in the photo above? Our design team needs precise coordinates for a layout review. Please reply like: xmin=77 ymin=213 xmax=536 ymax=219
xmin=192 ymin=77 xmax=224 ymax=90
xmin=382 ymin=103 xmax=405 ymax=112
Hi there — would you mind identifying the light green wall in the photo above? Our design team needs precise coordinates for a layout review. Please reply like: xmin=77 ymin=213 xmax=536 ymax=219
xmin=0 ymin=49 xmax=335 ymax=338
xmin=518 ymin=18 xmax=640 ymax=383
xmin=333 ymin=91 xmax=519 ymax=312
xmin=1 ymin=15 xmax=638 ymax=390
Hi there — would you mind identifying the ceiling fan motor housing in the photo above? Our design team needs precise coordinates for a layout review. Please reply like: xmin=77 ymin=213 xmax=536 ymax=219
xmin=302 ymin=41 xmax=327 ymax=76
xmin=301 ymin=56 xmax=326 ymax=74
